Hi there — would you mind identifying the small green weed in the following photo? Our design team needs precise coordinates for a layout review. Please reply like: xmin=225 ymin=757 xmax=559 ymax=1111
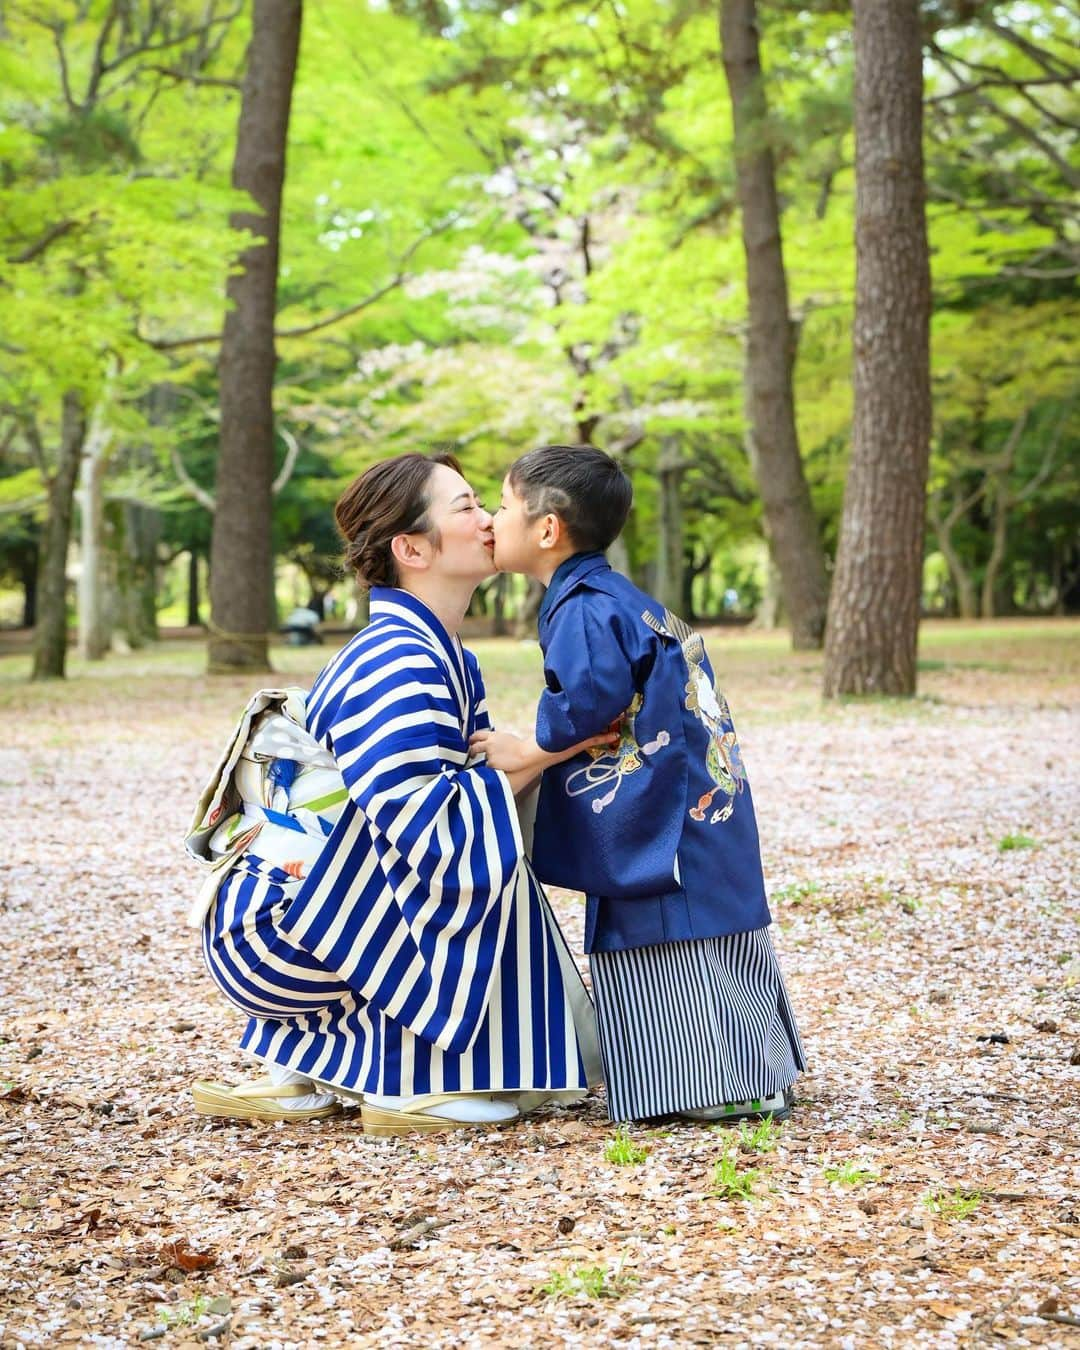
xmin=997 ymin=833 xmax=1037 ymax=852
xmin=711 ymin=1144 xmax=760 ymax=1200
xmin=923 ymin=1187 xmax=981 ymax=1220
xmin=736 ymin=1116 xmax=781 ymax=1154
xmin=539 ymin=1262 xmax=636 ymax=1301
xmin=771 ymin=880 xmax=823 ymax=907
xmin=823 ymin=1161 xmax=878 ymax=1187
xmin=158 ymin=1295 xmax=210 ymax=1328
xmin=604 ymin=1125 xmax=649 ymax=1165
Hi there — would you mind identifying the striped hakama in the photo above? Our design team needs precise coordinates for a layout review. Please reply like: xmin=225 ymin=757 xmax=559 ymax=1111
xmin=589 ymin=929 xmax=805 ymax=1122
xmin=199 ymin=589 xmax=600 ymax=1100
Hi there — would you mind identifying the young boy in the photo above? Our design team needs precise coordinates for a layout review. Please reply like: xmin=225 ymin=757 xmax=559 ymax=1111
xmin=471 ymin=444 xmax=804 ymax=1123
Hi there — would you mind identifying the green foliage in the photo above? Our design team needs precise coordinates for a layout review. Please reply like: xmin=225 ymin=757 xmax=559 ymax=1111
xmin=2 ymin=0 xmax=1076 ymax=634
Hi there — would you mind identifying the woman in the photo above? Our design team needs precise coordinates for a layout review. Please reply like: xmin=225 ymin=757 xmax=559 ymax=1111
xmin=190 ymin=453 xmax=604 ymax=1134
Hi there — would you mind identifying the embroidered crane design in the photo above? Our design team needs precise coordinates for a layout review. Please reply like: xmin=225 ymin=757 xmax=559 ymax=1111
xmin=641 ymin=606 xmax=747 ymax=826
xmin=564 ymin=691 xmax=671 ymax=814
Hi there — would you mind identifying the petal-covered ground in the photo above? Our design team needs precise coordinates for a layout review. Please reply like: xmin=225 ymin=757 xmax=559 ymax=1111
xmin=1 ymin=621 xmax=1077 ymax=1349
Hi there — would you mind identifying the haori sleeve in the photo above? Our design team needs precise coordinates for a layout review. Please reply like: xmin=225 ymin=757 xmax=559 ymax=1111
xmin=324 ymin=645 xmax=524 ymax=1054
xmin=535 ymin=597 xmax=638 ymax=753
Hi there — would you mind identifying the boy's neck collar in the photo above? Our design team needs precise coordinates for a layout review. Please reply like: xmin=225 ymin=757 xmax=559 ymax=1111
xmin=534 ymin=546 xmax=578 ymax=587
xmin=538 ymin=550 xmax=608 ymax=623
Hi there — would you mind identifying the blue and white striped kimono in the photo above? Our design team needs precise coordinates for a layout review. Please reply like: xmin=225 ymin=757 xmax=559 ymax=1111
xmin=201 ymin=588 xmax=600 ymax=1100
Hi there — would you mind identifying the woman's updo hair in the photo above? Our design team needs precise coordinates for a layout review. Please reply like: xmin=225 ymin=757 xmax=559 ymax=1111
xmin=335 ymin=452 xmax=462 ymax=589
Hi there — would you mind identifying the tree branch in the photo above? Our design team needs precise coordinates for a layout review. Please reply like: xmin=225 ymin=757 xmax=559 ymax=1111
xmin=6 ymin=220 xmax=79 ymax=265
xmin=143 ymin=65 xmax=242 ymax=91
xmin=929 ymin=46 xmax=1079 ymax=188
xmin=271 ymin=426 xmax=301 ymax=496
xmin=97 ymin=6 xmax=243 ymax=82
xmin=143 ymin=217 xmax=459 ymax=350
xmin=170 ymin=445 xmax=216 ymax=512
xmin=984 ymin=20 xmax=1080 ymax=81
xmin=83 ymin=0 xmax=121 ymax=108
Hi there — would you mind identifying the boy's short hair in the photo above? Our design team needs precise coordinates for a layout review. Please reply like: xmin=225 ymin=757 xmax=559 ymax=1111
xmin=508 ymin=444 xmax=632 ymax=552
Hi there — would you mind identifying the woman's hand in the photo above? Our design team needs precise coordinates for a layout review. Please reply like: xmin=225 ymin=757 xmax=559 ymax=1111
xmin=468 ymin=729 xmax=538 ymax=775
xmin=469 ymin=727 xmax=619 ymax=777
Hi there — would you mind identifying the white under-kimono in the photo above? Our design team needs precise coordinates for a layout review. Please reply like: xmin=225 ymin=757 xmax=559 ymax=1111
xmin=198 ymin=588 xmax=601 ymax=1100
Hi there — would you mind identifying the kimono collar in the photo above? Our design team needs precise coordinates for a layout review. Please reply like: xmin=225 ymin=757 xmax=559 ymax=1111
xmin=368 ymin=587 xmax=463 ymax=662
xmin=538 ymin=551 xmax=609 ymax=626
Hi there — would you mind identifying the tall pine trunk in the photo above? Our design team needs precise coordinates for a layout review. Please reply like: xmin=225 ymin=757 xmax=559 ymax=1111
xmin=32 ymin=391 xmax=86 ymax=680
xmin=720 ymin=0 xmax=829 ymax=650
xmin=208 ymin=0 xmax=301 ymax=673
xmin=823 ymin=0 xmax=931 ymax=697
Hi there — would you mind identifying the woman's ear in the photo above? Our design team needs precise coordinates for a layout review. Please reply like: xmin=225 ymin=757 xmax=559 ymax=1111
xmin=390 ymin=532 xmax=431 ymax=572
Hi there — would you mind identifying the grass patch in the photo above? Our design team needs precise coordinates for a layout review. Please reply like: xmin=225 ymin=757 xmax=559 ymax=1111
xmin=711 ymin=1143 xmax=760 ymax=1201
xmin=923 ymin=1188 xmax=981 ymax=1220
xmin=736 ymin=1116 xmax=782 ymax=1154
xmin=539 ymin=1262 xmax=636 ymax=1301
xmin=157 ymin=1295 xmax=211 ymax=1329
xmin=824 ymin=1161 xmax=878 ymax=1187
xmin=997 ymin=832 xmax=1037 ymax=852
xmin=771 ymin=880 xmax=824 ymax=907
xmin=603 ymin=1125 xmax=649 ymax=1166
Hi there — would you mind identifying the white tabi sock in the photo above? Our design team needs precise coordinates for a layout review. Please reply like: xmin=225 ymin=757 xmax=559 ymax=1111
xmin=365 ymin=1092 xmax=518 ymax=1123
xmin=266 ymin=1062 xmax=337 ymax=1113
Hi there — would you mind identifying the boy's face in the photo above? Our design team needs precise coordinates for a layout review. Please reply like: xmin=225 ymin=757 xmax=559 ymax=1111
xmin=492 ymin=475 xmax=546 ymax=576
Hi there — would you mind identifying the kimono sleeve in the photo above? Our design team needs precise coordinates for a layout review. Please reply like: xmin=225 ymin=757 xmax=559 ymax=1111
xmin=311 ymin=646 xmax=525 ymax=1055
xmin=535 ymin=596 xmax=639 ymax=753
xmin=466 ymin=649 xmax=494 ymax=734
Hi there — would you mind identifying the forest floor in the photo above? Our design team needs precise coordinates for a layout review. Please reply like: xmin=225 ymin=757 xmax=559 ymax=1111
xmin=1 ymin=619 xmax=1077 ymax=1349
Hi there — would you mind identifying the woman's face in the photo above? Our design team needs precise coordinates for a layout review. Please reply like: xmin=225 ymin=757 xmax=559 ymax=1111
xmin=418 ymin=462 xmax=496 ymax=583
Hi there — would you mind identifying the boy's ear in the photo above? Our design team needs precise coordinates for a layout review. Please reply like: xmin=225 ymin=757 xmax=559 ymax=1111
xmin=538 ymin=512 xmax=563 ymax=550
xmin=390 ymin=531 xmax=431 ymax=572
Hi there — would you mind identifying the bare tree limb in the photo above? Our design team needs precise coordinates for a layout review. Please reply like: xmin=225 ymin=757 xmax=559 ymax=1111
xmin=170 ymin=445 xmax=216 ymax=512
xmin=142 ymin=65 xmax=242 ymax=90
xmin=930 ymin=46 xmax=1080 ymax=188
xmin=271 ymin=426 xmax=301 ymax=496
xmin=84 ymin=0 xmax=121 ymax=108
xmin=984 ymin=20 xmax=1080 ymax=81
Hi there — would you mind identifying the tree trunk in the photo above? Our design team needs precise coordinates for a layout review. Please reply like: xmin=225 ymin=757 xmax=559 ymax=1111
xmin=21 ymin=543 xmax=39 ymax=629
xmin=754 ymin=554 xmax=785 ymax=631
xmin=32 ymin=392 xmax=86 ymax=680
xmin=187 ymin=548 xmax=202 ymax=627
xmin=515 ymin=577 xmax=544 ymax=638
xmin=823 ymin=0 xmax=931 ymax=697
xmin=655 ymin=436 xmax=686 ymax=613
xmin=77 ymin=407 xmax=114 ymax=660
xmin=927 ymin=498 xmax=978 ymax=619
xmin=115 ymin=500 xmax=160 ymax=647
xmin=721 ymin=0 xmax=829 ymax=650
xmin=939 ymin=532 xmax=978 ymax=620
xmin=208 ymin=0 xmax=302 ymax=674
xmin=492 ymin=571 xmax=508 ymax=637
xmin=981 ymin=477 xmax=1009 ymax=619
